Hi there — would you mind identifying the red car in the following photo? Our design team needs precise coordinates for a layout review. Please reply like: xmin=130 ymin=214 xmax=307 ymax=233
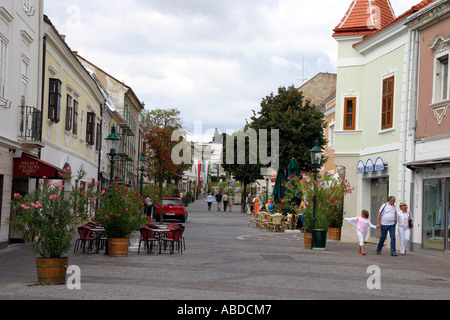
xmin=154 ymin=198 xmax=188 ymax=222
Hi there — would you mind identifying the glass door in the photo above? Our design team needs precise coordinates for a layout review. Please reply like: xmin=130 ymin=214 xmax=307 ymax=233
xmin=447 ymin=179 xmax=450 ymax=251
xmin=423 ymin=179 xmax=446 ymax=250
xmin=370 ymin=178 xmax=389 ymax=238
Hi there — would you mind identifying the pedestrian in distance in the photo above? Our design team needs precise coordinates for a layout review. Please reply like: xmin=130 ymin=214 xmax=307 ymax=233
xmin=246 ymin=195 xmax=253 ymax=214
xmin=376 ymin=196 xmax=398 ymax=256
xmin=397 ymin=202 xmax=413 ymax=256
xmin=206 ymin=193 xmax=214 ymax=211
xmin=223 ymin=193 xmax=229 ymax=212
xmin=215 ymin=191 xmax=223 ymax=211
xmin=344 ymin=210 xmax=378 ymax=255
xmin=228 ymin=193 xmax=234 ymax=212
xmin=253 ymin=196 xmax=260 ymax=214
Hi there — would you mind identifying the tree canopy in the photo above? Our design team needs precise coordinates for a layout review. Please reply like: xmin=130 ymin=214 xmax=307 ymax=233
xmin=250 ymin=85 xmax=326 ymax=173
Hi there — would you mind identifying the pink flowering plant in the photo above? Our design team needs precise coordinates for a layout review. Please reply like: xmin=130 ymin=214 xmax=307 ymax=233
xmin=9 ymin=168 xmax=98 ymax=258
xmin=94 ymin=182 xmax=146 ymax=239
xmin=283 ymin=171 xmax=353 ymax=231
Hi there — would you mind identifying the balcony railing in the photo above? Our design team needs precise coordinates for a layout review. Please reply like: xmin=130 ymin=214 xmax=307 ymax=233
xmin=19 ymin=106 xmax=42 ymax=142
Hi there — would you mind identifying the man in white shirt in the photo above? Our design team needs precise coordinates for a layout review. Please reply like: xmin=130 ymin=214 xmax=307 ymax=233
xmin=376 ymin=196 xmax=398 ymax=256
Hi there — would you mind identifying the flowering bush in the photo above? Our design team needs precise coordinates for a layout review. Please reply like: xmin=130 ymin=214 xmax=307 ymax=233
xmin=94 ymin=182 xmax=146 ymax=239
xmin=8 ymin=168 xmax=98 ymax=258
xmin=283 ymin=171 xmax=353 ymax=231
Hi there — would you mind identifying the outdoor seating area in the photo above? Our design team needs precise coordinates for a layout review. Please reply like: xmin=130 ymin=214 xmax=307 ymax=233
xmin=74 ymin=222 xmax=106 ymax=254
xmin=73 ymin=222 xmax=185 ymax=256
xmin=248 ymin=212 xmax=304 ymax=233
xmin=139 ymin=223 xmax=185 ymax=255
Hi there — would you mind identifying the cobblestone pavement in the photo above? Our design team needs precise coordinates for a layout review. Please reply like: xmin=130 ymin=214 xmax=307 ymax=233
xmin=0 ymin=198 xmax=449 ymax=302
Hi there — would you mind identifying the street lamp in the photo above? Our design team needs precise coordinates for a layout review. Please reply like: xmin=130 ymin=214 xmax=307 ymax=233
xmin=310 ymin=139 xmax=323 ymax=249
xmin=106 ymin=125 xmax=121 ymax=181
xmin=139 ymin=152 xmax=147 ymax=196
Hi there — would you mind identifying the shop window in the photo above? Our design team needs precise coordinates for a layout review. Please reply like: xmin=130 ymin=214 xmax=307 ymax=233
xmin=423 ymin=179 xmax=449 ymax=251
xmin=344 ymin=97 xmax=356 ymax=131
xmin=381 ymin=76 xmax=394 ymax=130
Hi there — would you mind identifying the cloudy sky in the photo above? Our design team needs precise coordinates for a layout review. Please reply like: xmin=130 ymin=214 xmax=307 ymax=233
xmin=43 ymin=0 xmax=418 ymax=141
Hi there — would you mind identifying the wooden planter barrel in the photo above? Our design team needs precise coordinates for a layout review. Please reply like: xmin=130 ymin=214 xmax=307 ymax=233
xmin=328 ymin=227 xmax=342 ymax=241
xmin=108 ymin=238 xmax=130 ymax=257
xmin=36 ymin=257 xmax=69 ymax=285
xmin=304 ymin=233 xmax=312 ymax=249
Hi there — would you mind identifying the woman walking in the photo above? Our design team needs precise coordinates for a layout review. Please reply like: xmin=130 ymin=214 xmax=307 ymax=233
xmin=397 ymin=202 xmax=413 ymax=256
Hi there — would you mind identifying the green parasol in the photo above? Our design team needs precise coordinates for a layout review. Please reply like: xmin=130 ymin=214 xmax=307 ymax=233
xmin=272 ymin=168 xmax=287 ymax=205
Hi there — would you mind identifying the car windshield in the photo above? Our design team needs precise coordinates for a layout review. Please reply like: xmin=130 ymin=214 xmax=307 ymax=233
xmin=163 ymin=199 xmax=182 ymax=206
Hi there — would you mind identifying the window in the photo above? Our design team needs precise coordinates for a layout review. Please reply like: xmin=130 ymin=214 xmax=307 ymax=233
xmin=328 ymin=123 xmax=335 ymax=149
xmin=65 ymin=95 xmax=73 ymax=131
xmin=344 ymin=97 xmax=356 ymax=130
xmin=48 ymin=78 xmax=62 ymax=123
xmin=95 ymin=123 xmax=102 ymax=151
xmin=382 ymin=76 xmax=394 ymax=130
xmin=72 ymin=100 xmax=78 ymax=135
xmin=435 ymin=55 xmax=449 ymax=102
xmin=21 ymin=58 xmax=29 ymax=106
xmin=86 ymin=112 xmax=96 ymax=146
xmin=0 ymin=38 xmax=7 ymax=99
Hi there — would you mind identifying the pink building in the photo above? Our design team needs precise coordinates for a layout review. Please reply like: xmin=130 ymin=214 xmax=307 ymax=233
xmin=406 ymin=0 xmax=450 ymax=254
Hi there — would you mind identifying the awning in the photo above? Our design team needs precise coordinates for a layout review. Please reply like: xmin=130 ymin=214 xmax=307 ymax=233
xmin=405 ymin=157 xmax=450 ymax=170
xmin=14 ymin=154 xmax=67 ymax=179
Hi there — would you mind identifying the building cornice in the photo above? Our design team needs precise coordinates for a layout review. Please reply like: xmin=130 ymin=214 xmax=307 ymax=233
xmin=406 ymin=0 xmax=450 ymax=31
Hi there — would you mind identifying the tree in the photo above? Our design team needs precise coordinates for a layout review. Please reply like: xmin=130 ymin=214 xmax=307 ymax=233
xmin=141 ymin=109 xmax=191 ymax=224
xmin=249 ymin=85 xmax=326 ymax=173
xmin=221 ymin=130 xmax=263 ymax=212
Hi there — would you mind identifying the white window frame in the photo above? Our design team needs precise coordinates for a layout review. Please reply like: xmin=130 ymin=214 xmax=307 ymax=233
xmin=0 ymin=36 xmax=8 ymax=100
xmin=429 ymin=36 xmax=450 ymax=126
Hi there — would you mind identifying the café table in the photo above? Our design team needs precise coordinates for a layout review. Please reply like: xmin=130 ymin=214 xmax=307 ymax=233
xmin=148 ymin=228 xmax=171 ymax=254
xmin=89 ymin=227 xmax=105 ymax=254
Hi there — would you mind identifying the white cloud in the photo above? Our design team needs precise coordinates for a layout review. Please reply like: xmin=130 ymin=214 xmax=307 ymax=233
xmin=44 ymin=0 xmax=418 ymax=140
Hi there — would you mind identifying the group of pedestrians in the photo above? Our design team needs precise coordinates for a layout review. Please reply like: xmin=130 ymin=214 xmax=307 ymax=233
xmin=206 ymin=190 xmax=234 ymax=212
xmin=345 ymin=196 xmax=413 ymax=256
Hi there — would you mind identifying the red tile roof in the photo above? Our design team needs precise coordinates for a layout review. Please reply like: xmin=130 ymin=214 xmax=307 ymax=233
xmin=334 ymin=0 xmax=396 ymax=36
xmin=333 ymin=0 xmax=438 ymax=38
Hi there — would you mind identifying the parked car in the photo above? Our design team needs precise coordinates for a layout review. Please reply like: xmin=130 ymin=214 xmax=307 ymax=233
xmin=154 ymin=197 xmax=188 ymax=222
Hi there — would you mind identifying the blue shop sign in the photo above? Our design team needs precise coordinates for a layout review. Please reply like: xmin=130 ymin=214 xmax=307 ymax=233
xmin=374 ymin=157 xmax=385 ymax=172
xmin=357 ymin=158 xmax=387 ymax=174
xmin=366 ymin=159 xmax=374 ymax=173
xmin=357 ymin=161 xmax=366 ymax=174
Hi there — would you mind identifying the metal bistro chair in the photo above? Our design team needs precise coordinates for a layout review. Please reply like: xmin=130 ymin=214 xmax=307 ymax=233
xmin=163 ymin=228 xmax=184 ymax=255
xmin=138 ymin=227 xmax=159 ymax=254
xmin=74 ymin=226 xmax=95 ymax=253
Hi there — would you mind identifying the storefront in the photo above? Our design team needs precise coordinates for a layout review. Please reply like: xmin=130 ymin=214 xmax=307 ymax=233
xmin=407 ymin=158 xmax=450 ymax=253
xmin=357 ymin=157 xmax=391 ymax=238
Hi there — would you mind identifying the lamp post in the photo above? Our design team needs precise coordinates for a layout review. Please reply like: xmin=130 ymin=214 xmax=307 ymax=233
xmin=310 ymin=139 xmax=323 ymax=249
xmin=139 ymin=152 xmax=147 ymax=196
xmin=106 ymin=125 xmax=121 ymax=182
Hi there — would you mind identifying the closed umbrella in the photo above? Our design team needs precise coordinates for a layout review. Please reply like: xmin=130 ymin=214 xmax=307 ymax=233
xmin=272 ymin=169 xmax=287 ymax=205
xmin=287 ymin=158 xmax=301 ymax=229
xmin=287 ymin=158 xmax=300 ymax=178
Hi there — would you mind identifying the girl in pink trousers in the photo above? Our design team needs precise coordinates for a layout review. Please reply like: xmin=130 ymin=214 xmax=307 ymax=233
xmin=344 ymin=210 xmax=378 ymax=255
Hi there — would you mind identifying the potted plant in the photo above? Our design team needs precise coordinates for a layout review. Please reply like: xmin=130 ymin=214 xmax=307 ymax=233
xmin=94 ymin=181 xmax=147 ymax=257
xmin=328 ymin=202 xmax=344 ymax=241
xmin=8 ymin=168 xmax=97 ymax=285
xmin=284 ymin=171 xmax=353 ymax=249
